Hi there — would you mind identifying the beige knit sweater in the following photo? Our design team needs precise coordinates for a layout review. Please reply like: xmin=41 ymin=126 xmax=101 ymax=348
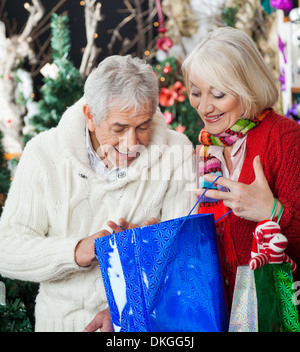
xmin=0 ymin=98 xmax=197 ymax=332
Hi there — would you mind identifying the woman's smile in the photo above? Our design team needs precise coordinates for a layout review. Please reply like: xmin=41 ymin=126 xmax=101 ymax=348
xmin=204 ymin=112 xmax=225 ymax=123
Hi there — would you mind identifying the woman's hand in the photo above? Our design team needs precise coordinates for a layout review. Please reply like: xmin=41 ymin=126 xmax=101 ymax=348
xmin=195 ymin=156 xmax=281 ymax=222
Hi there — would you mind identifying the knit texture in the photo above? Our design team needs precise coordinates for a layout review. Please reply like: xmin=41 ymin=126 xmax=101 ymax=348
xmin=225 ymin=110 xmax=300 ymax=303
xmin=0 ymin=98 xmax=197 ymax=332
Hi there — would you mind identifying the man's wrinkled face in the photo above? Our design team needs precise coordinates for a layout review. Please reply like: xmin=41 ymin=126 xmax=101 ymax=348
xmin=84 ymin=104 xmax=153 ymax=169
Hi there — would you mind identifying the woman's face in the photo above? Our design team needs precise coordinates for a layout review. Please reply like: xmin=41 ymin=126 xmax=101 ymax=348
xmin=189 ymin=76 xmax=244 ymax=135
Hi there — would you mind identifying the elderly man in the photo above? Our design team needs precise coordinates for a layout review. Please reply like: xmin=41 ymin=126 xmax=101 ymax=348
xmin=0 ymin=55 xmax=196 ymax=332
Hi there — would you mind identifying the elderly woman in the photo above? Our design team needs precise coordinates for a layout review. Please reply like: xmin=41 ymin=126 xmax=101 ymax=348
xmin=0 ymin=55 xmax=196 ymax=332
xmin=182 ymin=26 xmax=300 ymax=306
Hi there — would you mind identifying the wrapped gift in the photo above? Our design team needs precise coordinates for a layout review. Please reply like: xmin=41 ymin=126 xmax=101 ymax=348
xmin=229 ymin=264 xmax=300 ymax=332
xmin=95 ymin=213 xmax=229 ymax=332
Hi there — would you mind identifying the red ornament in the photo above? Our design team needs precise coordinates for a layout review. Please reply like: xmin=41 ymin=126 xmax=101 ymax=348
xmin=159 ymin=88 xmax=177 ymax=107
xmin=162 ymin=111 xmax=173 ymax=125
xmin=249 ymin=220 xmax=297 ymax=273
xmin=162 ymin=65 xmax=171 ymax=74
xmin=176 ymin=125 xmax=186 ymax=133
xmin=155 ymin=0 xmax=172 ymax=52
xmin=173 ymin=81 xmax=186 ymax=102
xmin=159 ymin=82 xmax=187 ymax=107
xmin=156 ymin=37 xmax=173 ymax=52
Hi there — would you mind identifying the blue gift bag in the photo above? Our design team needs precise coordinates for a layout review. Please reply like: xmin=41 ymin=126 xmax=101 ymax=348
xmin=95 ymin=213 xmax=229 ymax=332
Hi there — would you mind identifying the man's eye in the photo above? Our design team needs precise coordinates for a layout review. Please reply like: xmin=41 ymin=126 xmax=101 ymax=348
xmin=138 ymin=125 xmax=150 ymax=131
xmin=112 ymin=128 xmax=125 ymax=133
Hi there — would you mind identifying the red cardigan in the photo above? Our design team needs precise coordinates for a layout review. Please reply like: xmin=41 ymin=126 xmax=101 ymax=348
xmin=215 ymin=110 xmax=300 ymax=304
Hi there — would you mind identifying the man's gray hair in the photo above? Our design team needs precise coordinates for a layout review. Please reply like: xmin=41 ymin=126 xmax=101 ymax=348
xmin=84 ymin=55 xmax=159 ymax=125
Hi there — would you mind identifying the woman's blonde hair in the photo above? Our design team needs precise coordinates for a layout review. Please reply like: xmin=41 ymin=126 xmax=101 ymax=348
xmin=181 ymin=26 xmax=279 ymax=119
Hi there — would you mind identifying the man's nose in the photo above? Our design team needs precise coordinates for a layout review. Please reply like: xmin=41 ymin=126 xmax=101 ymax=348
xmin=122 ymin=128 xmax=138 ymax=149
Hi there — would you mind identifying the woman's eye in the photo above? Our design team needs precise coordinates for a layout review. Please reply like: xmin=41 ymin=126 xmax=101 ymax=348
xmin=211 ymin=89 xmax=225 ymax=99
xmin=213 ymin=93 xmax=225 ymax=99
xmin=191 ymin=91 xmax=201 ymax=97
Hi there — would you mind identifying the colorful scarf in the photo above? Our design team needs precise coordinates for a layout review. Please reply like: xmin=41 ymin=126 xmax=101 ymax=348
xmin=196 ymin=109 xmax=271 ymax=277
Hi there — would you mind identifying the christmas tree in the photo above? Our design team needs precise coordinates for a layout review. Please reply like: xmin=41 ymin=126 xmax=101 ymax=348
xmin=24 ymin=13 xmax=84 ymax=143
xmin=0 ymin=283 xmax=35 ymax=332
xmin=0 ymin=12 xmax=85 ymax=332
xmin=0 ymin=131 xmax=11 ymax=215
xmin=0 ymin=132 xmax=37 ymax=332
xmin=153 ymin=56 xmax=203 ymax=147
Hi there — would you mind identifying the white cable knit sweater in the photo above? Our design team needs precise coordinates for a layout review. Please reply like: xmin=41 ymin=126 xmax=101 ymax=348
xmin=0 ymin=98 xmax=197 ymax=332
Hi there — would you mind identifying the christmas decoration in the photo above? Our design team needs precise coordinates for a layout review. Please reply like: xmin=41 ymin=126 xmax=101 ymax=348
xmin=0 ymin=130 xmax=37 ymax=332
xmin=0 ymin=298 xmax=33 ymax=332
xmin=249 ymin=220 xmax=297 ymax=273
xmin=222 ymin=0 xmax=283 ymax=114
xmin=162 ymin=0 xmax=198 ymax=55
xmin=153 ymin=56 xmax=203 ymax=146
xmin=107 ymin=0 xmax=159 ymax=60
xmin=0 ymin=0 xmax=45 ymax=154
xmin=270 ymin=0 xmax=294 ymax=11
xmin=278 ymin=35 xmax=287 ymax=63
xmin=0 ymin=131 xmax=11 ymax=215
xmin=79 ymin=0 xmax=103 ymax=77
xmin=24 ymin=13 xmax=84 ymax=142
xmin=0 ymin=276 xmax=39 ymax=332
xmin=155 ymin=0 xmax=173 ymax=52
xmin=280 ymin=68 xmax=286 ymax=91
xmin=286 ymin=103 xmax=300 ymax=123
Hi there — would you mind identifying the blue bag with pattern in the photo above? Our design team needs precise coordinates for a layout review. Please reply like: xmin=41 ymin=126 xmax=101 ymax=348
xmin=95 ymin=213 xmax=229 ymax=332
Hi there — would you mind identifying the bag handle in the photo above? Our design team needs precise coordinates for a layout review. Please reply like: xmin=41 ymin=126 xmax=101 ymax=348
xmin=178 ymin=176 xmax=232 ymax=232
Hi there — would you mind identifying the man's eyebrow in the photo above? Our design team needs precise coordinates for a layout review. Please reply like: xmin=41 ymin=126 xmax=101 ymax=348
xmin=138 ymin=118 xmax=152 ymax=126
xmin=112 ymin=122 xmax=129 ymax=127
xmin=112 ymin=118 xmax=152 ymax=127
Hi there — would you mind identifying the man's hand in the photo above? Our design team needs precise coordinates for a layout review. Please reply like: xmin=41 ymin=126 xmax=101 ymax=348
xmin=144 ymin=217 xmax=159 ymax=226
xmin=84 ymin=307 xmax=113 ymax=332
xmin=75 ymin=229 xmax=110 ymax=267
xmin=107 ymin=217 xmax=159 ymax=233
xmin=75 ymin=217 xmax=159 ymax=267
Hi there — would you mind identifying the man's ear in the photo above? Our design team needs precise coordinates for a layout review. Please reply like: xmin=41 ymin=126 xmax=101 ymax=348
xmin=83 ymin=104 xmax=95 ymax=132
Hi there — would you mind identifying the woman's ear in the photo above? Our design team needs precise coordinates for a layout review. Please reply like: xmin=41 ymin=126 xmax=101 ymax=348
xmin=83 ymin=104 xmax=95 ymax=132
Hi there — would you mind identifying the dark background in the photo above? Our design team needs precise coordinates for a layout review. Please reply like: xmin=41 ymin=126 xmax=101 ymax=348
xmin=1 ymin=0 xmax=152 ymax=68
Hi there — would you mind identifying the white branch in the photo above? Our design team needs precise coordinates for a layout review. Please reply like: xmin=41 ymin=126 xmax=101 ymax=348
xmin=80 ymin=0 xmax=102 ymax=77
xmin=0 ymin=1 xmax=45 ymax=153
xmin=19 ymin=0 xmax=45 ymax=42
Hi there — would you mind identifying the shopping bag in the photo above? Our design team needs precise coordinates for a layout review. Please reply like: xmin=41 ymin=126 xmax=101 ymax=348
xmin=228 ymin=265 xmax=259 ymax=332
xmin=229 ymin=264 xmax=300 ymax=332
xmin=95 ymin=213 xmax=229 ymax=332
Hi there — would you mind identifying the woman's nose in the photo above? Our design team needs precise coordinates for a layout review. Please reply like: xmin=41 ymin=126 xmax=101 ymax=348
xmin=197 ymin=96 xmax=214 ymax=117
